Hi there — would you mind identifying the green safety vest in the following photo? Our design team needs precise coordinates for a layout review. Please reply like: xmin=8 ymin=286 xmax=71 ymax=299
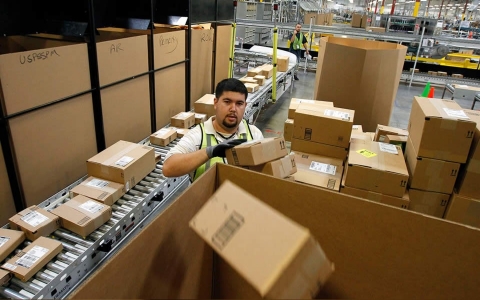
xmin=193 ymin=119 xmax=253 ymax=181
xmin=292 ymin=33 xmax=303 ymax=50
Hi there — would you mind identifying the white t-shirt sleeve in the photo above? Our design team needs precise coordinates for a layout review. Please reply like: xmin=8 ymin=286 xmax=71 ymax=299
xmin=249 ymin=124 xmax=264 ymax=140
xmin=164 ymin=125 xmax=202 ymax=162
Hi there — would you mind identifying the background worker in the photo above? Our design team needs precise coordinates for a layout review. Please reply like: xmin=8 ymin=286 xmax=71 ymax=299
xmin=162 ymin=78 xmax=264 ymax=181
xmin=289 ymin=23 xmax=310 ymax=81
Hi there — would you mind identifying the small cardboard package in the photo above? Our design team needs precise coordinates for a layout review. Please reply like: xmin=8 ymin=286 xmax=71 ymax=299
xmin=9 ymin=206 xmax=60 ymax=241
xmin=245 ymin=153 xmax=297 ymax=178
xmin=292 ymin=151 xmax=344 ymax=191
xmin=194 ymin=94 xmax=216 ymax=118
xmin=226 ymin=137 xmax=288 ymax=166
xmin=171 ymin=112 xmax=195 ymax=129
xmin=150 ymin=128 xmax=178 ymax=146
xmin=69 ymin=176 xmax=126 ymax=206
xmin=0 ymin=229 xmax=25 ymax=263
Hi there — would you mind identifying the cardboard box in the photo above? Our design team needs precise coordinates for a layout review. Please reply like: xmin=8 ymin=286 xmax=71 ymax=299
xmin=0 ymin=269 xmax=11 ymax=286
xmin=444 ymin=193 xmax=480 ymax=228
xmin=247 ymin=67 xmax=262 ymax=77
xmin=284 ymin=119 xmax=294 ymax=142
xmin=366 ymin=26 xmax=386 ymax=33
xmin=408 ymin=189 xmax=450 ymax=218
xmin=194 ymin=113 xmax=207 ymax=124
xmin=0 ymin=229 xmax=25 ymax=263
xmin=194 ymin=94 xmax=216 ymax=118
xmin=0 ymin=142 xmax=15 ymax=226
xmin=189 ymin=180 xmax=333 ymax=298
xmin=86 ymin=140 xmax=156 ymax=191
xmin=456 ymin=109 xmax=480 ymax=199
xmin=314 ymin=37 xmax=407 ymax=132
xmin=351 ymin=14 xmax=362 ymax=28
xmin=52 ymin=195 xmax=112 ymax=238
xmin=293 ymin=151 xmax=344 ymax=191
xmin=9 ymin=206 xmax=60 ymax=241
xmin=428 ymin=71 xmax=438 ymax=76
xmin=293 ymin=106 xmax=354 ymax=148
xmin=1 ymin=237 xmax=62 ymax=282
xmin=239 ymin=76 xmax=257 ymax=84
xmin=68 ymin=163 xmax=480 ymax=299
xmin=291 ymin=138 xmax=348 ymax=162
xmin=214 ymin=24 xmax=232 ymax=90
xmin=409 ymin=68 xmax=420 ymax=73
xmin=405 ymin=137 xmax=460 ymax=194
xmin=150 ymin=128 xmax=178 ymax=147
xmin=189 ymin=27 xmax=214 ymax=107
xmin=346 ymin=141 xmax=408 ymax=197
xmin=277 ymin=56 xmax=290 ymax=72
xmin=175 ymin=128 xmax=190 ymax=138
xmin=361 ymin=15 xmax=368 ymax=28
xmin=350 ymin=132 xmax=374 ymax=143
xmin=352 ymin=125 xmax=363 ymax=133
xmin=171 ymin=112 xmax=195 ymax=129
xmin=244 ymin=83 xmax=259 ymax=93
xmin=384 ymin=134 xmax=408 ymax=153
xmin=225 ymin=137 xmax=288 ymax=166
xmin=407 ymin=97 xmax=476 ymax=163
xmin=437 ymin=71 xmax=447 ymax=76
xmin=288 ymin=98 xmax=334 ymax=119
xmin=253 ymin=75 xmax=265 ymax=86
xmin=374 ymin=124 xmax=408 ymax=142
xmin=259 ymin=64 xmax=273 ymax=79
xmin=341 ymin=184 xmax=409 ymax=209
xmin=69 ymin=176 xmax=126 ymax=206
xmin=244 ymin=153 xmax=297 ymax=179
xmin=452 ymin=74 xmax=464 ymax=79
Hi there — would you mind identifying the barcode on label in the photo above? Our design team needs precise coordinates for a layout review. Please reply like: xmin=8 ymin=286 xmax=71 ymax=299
xmin=309 ymin=161 xmax=336 ymax=175
xmin=16 ymin=246 xmax=48 ymax=269
xmin=443 ymin=108 xmax=469 ymax=119
xmin=86 ymin=178 xmax=109 ymax=189
xmin=324 ymin=109 xmax=350 ymax=121
xmin=20 ymin=211 xmax=49 ymax=227
xmin=379 ymin=142 xmax=399 ymax=154
xmin=79 ymin=200 xmax=104 ymax=214
xmin=2 ymin=263 xmax=16 ymax=271
xmin=0 ymin=236 xmax=10 ymax=248
xmin=115 ymin=156 xmax=134 ymax=167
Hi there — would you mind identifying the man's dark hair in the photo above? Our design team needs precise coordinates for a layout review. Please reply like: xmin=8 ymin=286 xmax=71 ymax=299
xmin=215 ymin=78 xmax=248 ymax=100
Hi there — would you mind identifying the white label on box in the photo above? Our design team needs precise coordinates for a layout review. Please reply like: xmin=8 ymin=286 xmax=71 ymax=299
xmin=195 ymin=114 xmax=206 ymax=119
xmin=2 ymin=263 xmax=16 ymax=271
xmin=324 ymin=109 xmax=350 ymax=121
xmin=352 ymin=125 xmax=360 ymax=130
xmin=177 ymin=112 xmax=190 ymax=119
xmin=79 ymin=200 xmax=104 ymax=214
xmin=443 ymin=108 xmax=469 ymax=119
xmin=86 ymin=178 xmax=109 ymax=189
xmin=156 ymin=128 xmax=170 ymax=136
xmin=0 ymin=236 xmax=10 ymax=248
xmin=309 ymin=161 xmax=336 ymax=175
xmin=297 ymin=99 xmax=315 ymax=103
xmin=15 ymin=246 xmax=49 ymax=268
xmin=20 ymin=211 xmax=49 ymax=227
xmin=115 ymin=156 xmax=134 ymax=167
xmin=379 ymin=142 xmax=399 ymax=154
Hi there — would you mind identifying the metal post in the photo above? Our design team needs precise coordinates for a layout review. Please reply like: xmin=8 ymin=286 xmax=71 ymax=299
xmin=375 ymin=0 xmax=379 ymax=14
xmin=413 ymin=0 xmax=421 ymax=16
xmin=425 ymin=0 xmax=431 ymax=17
xmin=462 ymin=0 xmax=469 ymax=20
xmin=304 ymin=16 xmax=313 ymax=73
xmin=380 ymin=0 xmax=385 ymax=14
xmin=439 ymin=0 xmax=445 ymax=18
xmin=272 ymin=2 xmax=278 ymax=103
xmin=391 ymin=0 xmax=397 ymax=15
xmin=228 ymin=1 xmax=238 ymax=78
xmin=409 ymin=26 xmax=426 ymax=87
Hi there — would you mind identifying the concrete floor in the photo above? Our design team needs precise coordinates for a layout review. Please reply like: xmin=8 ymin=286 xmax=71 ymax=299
xmin=253 ymin=70 xmax=478 ymax=138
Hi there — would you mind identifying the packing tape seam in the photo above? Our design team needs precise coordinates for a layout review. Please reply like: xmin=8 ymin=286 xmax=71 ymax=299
xmin=101 ymin=143 xmax=140 ymax=167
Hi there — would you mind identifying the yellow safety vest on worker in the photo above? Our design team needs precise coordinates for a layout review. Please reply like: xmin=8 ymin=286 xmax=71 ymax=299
xmin=193 ymin=119 xmax=253 ymax=181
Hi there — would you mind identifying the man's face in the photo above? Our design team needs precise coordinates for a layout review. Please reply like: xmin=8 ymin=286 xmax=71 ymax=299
xmin=295 ymin=24 xmax=302 ymax=32
xmin=214 ymin=91 xmax=246 ymax=131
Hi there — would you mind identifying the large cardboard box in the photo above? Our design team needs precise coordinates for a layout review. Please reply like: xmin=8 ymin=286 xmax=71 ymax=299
xmin=341 ymin=184 xmax=409 ymax=209
xmin=366 ymin=26 xmax=386 ymax=33
xmin=346 ymin=141 xmax=408 ymax=197
xmin=444 ymin=193 xmax=480 ymax=228
xmin=0 ymin=229 xmax=25 ymax=263
xmin=456 ymin=109 xmax=480 ymax=199
xmin=293 ymin=106 xmax=354 ymax=148
xmin=314 ymin=37 xmax=407 ymax=132
xmin=293 ymin=152 xmax=344 ymax=191
xmin=190 ymin=26 xmax=215 ymax=107
xmin=351 ymin=14 xmax=362 ymax=28
xmin=405 ymin=137 xmax=460 ymax=194
xmin=70 ymin=163 xmax=480 ymax=299
xmin=1 ymin=237 xmax=62 ymax=282
xmin=86 ymin=140 xmax=156 ymax=191
xmin=9 ymin=206 xmax=60 ymax=241
xmin=0 ymin=142 xmax=15 ymax=226
xmin=407 ymin=97 xmax=476 ymax=163
xmin=245 ymin=153 xmax=297 ymax=179
xmin=408 ymin=189 xmax=450 ymax=218
xmin=213 ymin=24 xmax=232 ymax=89
xmin=52 ymin=195 xmax=112 ymax=238
xmin=225 ymin=137 xmax=288 ymax=166
xmin=374 ymin=124 xmax=408 ymax=142
xmin=291 ymin=138 xmax=348 ymax=162
xmin=69 ymin=176 xmax=126 ymax=206
xmin=194 ymin=94 xmax=216 ymax=118
xmin=288 ymin=98 xmax=334 ymax=119
xmin=189 ymin=181 xmax=333 ymax=298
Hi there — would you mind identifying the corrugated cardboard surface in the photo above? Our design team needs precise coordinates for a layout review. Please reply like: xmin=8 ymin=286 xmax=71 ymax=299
xmin=408 ymin=97 xmax=476 ymax=163
xmin=171 ymin=112 xmax=195 ymax=129
xmin=444 ymin=193 xmax=480 ymax=228
xmin=150 ymin=128 xmax=178 ymax=147
xmin=0 ymin=228 xmax=25 ymax=263
xmin=284 ymin=119 xmax=293 ymax=142
xmin=288 ymin=99 xmax=333 ymax=119
xmin=190 ymin=28 xmax=214 ymax=107
xmin=291 ymin=138 xmax=348 ymax=161
xmin=71 ymin=163 xmax=480 ymax=298
xmin=245 ymin=153 xmax=296 ymax=178
xmin=374 ymin=124 xmax=408 ymax=142
xmin=70 ymin=177 xmax=125 ymax=206
xmin=0 ymin=142 xmax=15 ymax=226
xmin=194 ymin=94 xmax=216 ymax=118
xmin=225 ymin=137 xmax=288 ymax=166
xmin=314 ymin=37 xmax=406 ymax=132
xmin=293 ymin=151 xmax=344 ymax=191
xmin=341 ymin=185 xmax=409 ymax=209
xmin=9 ymin=206 xmax=60 ymax=241
xmin=9 ymin=94 xmax=97 ymax=206
xmin=405 ymin=137 xmax=459 ymax=194
xmin=214 ymin=24 xmax=231 ymax=89
xmin=408 ymin=189 xmax=450 ymax=218
xmin=155 ymin=64 xmax=186 ymax=129
xmin=0 ymin=269 xmax=11 ymax=286
xmin=0 ymin=36 xmax=90 ymax=115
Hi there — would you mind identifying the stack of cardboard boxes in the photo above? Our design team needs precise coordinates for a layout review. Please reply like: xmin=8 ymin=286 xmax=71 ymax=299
xmin=405 ymin=97 xmax=476 ymax=218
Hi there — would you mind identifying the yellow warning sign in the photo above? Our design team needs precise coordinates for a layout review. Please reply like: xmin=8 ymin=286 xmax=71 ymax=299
xmin=357 ymin=149 xmax=377 ymax=158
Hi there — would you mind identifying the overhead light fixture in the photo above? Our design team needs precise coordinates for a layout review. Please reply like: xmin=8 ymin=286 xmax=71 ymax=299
xmin=349 ymin=0 xmax=353 ymax=3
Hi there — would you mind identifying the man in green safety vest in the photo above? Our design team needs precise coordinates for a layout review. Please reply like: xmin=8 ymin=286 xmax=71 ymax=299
xmin=289 ymin=23 xmax=309 ymax=81
xmin=162 ymin=78 xmax=264 ymax=181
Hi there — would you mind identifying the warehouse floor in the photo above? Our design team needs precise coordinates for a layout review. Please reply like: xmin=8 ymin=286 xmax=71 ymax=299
xmin=254 ymin=70 xmax=478 ymax=138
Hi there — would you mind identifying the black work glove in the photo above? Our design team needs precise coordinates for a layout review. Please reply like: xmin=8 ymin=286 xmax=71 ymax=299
xmin=206 ymin=139 xmax=247 ymax=159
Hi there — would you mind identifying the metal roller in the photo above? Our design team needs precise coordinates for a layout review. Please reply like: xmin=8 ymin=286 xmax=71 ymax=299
xmin=111 ymin=204 xmax=131 ymax=213
xmin=106 ymin=220 xmax=118 ymax=226
xmin=127 ymin=190 xmax=147 ymax=197
xmin=53 ymin=230 xmax=93 ymax=247
xmin=46 ymin=262 xmax=65 ymax=273
xmin=134 ymin=186 xmax=154 ymax=193
xmin=112 ymin=211 xmax=126 ymax=219
xmin=121 ymin=194 xmax=142 ymax=202
xmin=31 ymin=279 xmax=47 ymax=288
xmin=88 ymin=231 xmax=103 ymax=241
xmin=7 ymin=285 xmax=34 ymax=299
xmin=96 ymin=225 xmax=110 ymax=233
xmin=11 ymin=277 xmax=42 ymax=294
xmin=140 ymin=180 xmax=159 ymax=188
xmin=0 ymin=287 xmax=29 ymax=299
xmin=116 ymin=199 xmax=136 ymax=208
xmin=35 ymin=271 xmax=55 ymax=283
xmin=43 ymin=269 xmax=59 ymax=278
xmin=56 ymin=253 xmax=75 ymax=264
xmin=143 ymin=176 xmax=163 ymax=184
xmin=59 ymin=241 xmax=84 ymax=255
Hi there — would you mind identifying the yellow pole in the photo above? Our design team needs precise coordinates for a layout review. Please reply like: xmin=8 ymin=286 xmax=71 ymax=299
xmin=272 ymin=26 xmax=278 ymax=103
xmin=228 ymin=23 xmax=236 ymax=78
xmin=380 ymin=0 xmax=385 ymax=14
xmin=413 ymin=0 xmax=421 ymax=17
